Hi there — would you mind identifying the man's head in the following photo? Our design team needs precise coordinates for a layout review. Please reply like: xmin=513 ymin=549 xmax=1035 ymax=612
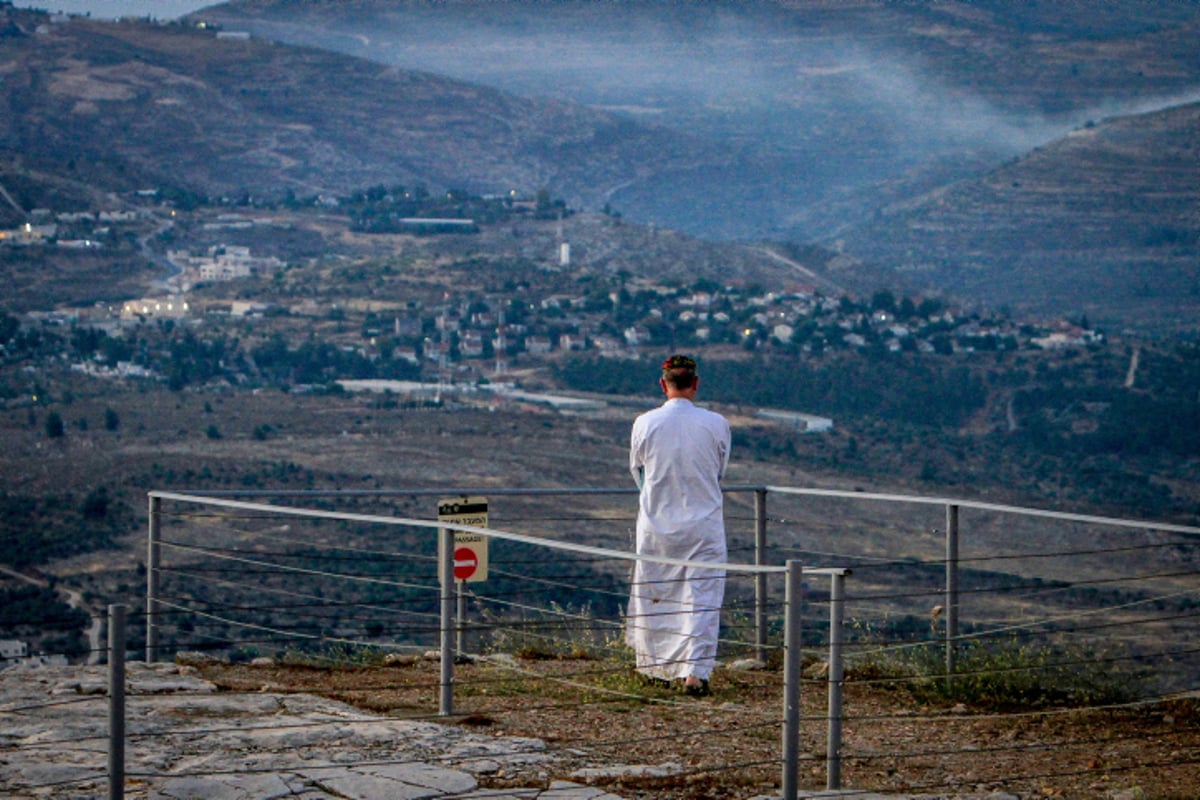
xmin=660 ymin=354 xmax=698 ymax=397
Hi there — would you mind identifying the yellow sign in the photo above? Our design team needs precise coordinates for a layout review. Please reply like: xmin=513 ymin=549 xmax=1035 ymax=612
xmin=438 ymin=496 xmax=488 ymax=582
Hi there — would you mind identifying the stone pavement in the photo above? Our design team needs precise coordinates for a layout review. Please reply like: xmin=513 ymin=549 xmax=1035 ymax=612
xmin=0 ymin=662 xmax=623 ymax=800
xmin=1 ymin=662 xmax=1030 ymax=800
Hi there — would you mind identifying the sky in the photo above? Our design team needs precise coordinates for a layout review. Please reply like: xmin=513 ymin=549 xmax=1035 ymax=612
xmin=12 ymin=1 xmax=216 ymax=19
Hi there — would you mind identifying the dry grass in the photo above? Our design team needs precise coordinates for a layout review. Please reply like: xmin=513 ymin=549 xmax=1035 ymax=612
xmin=195 ymin=654 xmax=1200 ymax=800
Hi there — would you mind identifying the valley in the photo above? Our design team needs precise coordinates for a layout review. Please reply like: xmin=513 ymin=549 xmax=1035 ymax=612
xmin=1 ymin=2 xmax=1198 ymax=696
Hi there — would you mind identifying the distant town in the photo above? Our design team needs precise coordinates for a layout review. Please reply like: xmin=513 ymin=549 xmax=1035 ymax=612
xmin=5 ymin=187 xmax=1108 ymax=402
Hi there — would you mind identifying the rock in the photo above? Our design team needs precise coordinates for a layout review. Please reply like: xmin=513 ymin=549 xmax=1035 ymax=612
xmin=1108 ymin=789 xmax=1147 ymax=800
xmin=542 ymin=780 xmax=626 ymax=799
xmin=175 ymin=650 xmax=228 ymax=667
xmin=0 ymin=663 xmax=580 ymax=800
xmin=570 ymin=763 xmax=686 ymax=781
xmin=804 ymin=661 xmax=830 ymax=679
xmin=382 ymin=653 xmax=419 ymax=667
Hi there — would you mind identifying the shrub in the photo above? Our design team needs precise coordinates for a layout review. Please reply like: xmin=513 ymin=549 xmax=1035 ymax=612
xmin=848 ymin=637 xmax=1140 ymax=710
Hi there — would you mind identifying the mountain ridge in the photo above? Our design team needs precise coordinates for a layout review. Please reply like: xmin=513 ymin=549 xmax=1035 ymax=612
xmin=0 ymin=7 xmax=715 ymax=218
xmin=3 ymin=2 xmax=1199 ymax=334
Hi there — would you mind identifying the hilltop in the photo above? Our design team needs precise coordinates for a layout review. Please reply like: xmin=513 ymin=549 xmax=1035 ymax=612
xmin=5 ymin=657 xmax=1198 ymax=800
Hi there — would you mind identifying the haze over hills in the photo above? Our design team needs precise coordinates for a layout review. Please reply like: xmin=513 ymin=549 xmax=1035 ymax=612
xmin=2 ymin=2 xmax=1199 ymax=334
xmin=184 ymin=0 xmax=1200 ymax=334
xmin=195 ymin=1 xmax=1200 ymax=227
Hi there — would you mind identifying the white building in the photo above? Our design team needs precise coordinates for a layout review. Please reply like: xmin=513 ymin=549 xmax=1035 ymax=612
xmin=623 ymin=326 xmax=651 ymax=346
xmin=178 ymin=245 xmax=284 ymax=283
xmin=121 ymin=297 xmax=190 ymax=320
xmin=0 ymin=640 xmax=28 ymax=662
xmin=459 ymin=333 xmax=484 ymax=358
xmin=756 ymin=409 xmax=834 ymax=433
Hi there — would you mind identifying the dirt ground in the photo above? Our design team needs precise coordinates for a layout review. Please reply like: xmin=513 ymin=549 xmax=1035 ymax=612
xmin=195 ymin=656 xmax=1200 ymax=800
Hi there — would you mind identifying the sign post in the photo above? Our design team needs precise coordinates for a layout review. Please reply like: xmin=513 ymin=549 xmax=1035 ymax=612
xmin=438 ymin=497 xmax=489 ymax=655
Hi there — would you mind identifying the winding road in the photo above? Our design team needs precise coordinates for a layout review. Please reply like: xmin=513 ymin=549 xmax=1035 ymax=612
xmin=0 ymin=565 xmax=103 ymax=665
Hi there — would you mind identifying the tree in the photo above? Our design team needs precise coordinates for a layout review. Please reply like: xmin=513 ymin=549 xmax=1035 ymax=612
xmin=45 ymin=411 xmax=65 ymax=439
xmin=0 ymin=312 xmax=19 ymax=344
xmin=871 ymin=290 xmax=897 ymax=314
xmin=81 ymin=487 xmax=110 ymax=520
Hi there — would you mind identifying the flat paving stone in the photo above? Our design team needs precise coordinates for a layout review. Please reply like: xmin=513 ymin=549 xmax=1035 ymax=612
xmin=0 ymin=663 xmax=604 ymax=800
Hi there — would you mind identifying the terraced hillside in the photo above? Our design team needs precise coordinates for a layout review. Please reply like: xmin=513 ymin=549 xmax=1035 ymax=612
xmin=831 ymin=102 xmax=1200 ymax=335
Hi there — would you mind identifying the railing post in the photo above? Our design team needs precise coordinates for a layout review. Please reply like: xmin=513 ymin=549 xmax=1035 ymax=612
xmin=780 ymin=559 xmax=804 ymax=800
xmin=438 ymin=526 xmax=455 ymax=716
xmin=108 ymin=604 xmax=126 ymax=800
xmin=456 ymin=581 xmax=469 ymax=656
xmin=754 ymin=488 xmax=769 ymax=664
xmin=826 ymin=571 xmax=848 ymax=790
xmin=146 ymin=495 xmax=161 ymax=664
xmin=945 ymin=503 xmax=960 ymax=685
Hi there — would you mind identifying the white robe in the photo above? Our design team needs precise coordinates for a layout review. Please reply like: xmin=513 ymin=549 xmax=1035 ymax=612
xmin=626 ymin=397 xmax=731 ymax=681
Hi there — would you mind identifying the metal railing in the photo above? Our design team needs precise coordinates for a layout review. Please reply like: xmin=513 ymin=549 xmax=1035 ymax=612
xmin=121 ymin=484 xmax=1200 ymax=800
xmin=186 ymin=482 xmax=1196 ymax=684
xmin=7 ymin=483 xmax=1199 ymax=799
xmin=143 ymin=488 xmax=850 ymax=797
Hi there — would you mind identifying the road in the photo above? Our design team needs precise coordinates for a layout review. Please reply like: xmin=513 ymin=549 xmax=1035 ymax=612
xmin=0 ymin=178 xmax=24 ymax=216
xmin=0 ymin=564 xmax=103 ymax=665
xmin=140 ymin=211 xmax=184 ymax=292
xmin=753 ymin=245 xmax=845 ymax=296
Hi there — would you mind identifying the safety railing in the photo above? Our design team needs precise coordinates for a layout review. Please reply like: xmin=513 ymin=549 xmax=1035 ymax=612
xmin=141 ymin=488 xmax=850 ymax=800
xmin=4 ymin=483 xmax=1198 ymax=799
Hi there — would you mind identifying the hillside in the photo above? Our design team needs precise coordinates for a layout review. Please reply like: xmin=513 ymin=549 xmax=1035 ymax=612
xmin=829 ymin=102 xmax=1200 ymax=337
xmin=0 ymin=6 xmax=712 ymax=224
xmin=3 ymin=3 xmax=1200 ymax=333
xmin=186 ymin=0 xmax=1200 ymax=334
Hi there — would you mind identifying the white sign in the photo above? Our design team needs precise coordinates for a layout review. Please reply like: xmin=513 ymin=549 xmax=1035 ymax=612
xmin=438 ymin=496 xmax=488 ymax=582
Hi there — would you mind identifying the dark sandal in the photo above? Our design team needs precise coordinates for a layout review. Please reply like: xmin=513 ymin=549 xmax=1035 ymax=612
xmin=638 ymin=673 xmax=673 ymax=690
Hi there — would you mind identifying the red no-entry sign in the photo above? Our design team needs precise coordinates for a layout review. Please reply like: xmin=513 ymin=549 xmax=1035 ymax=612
xmin=453 ymin=547 xmax=478 ymax=581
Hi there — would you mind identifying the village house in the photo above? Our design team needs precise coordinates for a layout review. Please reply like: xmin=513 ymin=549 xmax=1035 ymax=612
xmin=559 ymin=333 xmax=586 ymax=351
xmin=459 ymin=332 xmax=485 ymax=358
xmin=592 ymin=335 xmax=626 ymax=357
xmin=623 ymin=326 xmax=652 ymax=346
xmin=0 ymin=641 xmax=29 ymax=665
xmin=171 ymin=245 xmax=284 ymax=283
xmin=0 ymin=222 xmax=55 ymax=245
xmin=121 ymin=297 xmax=190 ymax=320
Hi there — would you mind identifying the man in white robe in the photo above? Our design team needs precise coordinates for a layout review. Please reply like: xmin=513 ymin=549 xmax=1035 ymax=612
xmin=626 ymin=354 xmax=731 ymax=694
